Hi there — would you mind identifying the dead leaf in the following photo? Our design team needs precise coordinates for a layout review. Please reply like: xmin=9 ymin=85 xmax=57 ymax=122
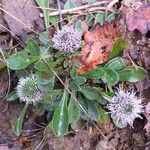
xmin=0 ymin=144 xmax=9 ymax=150
xmin=124 ymin=4 xmax=150 ymax=34
xmin=77 ymin=22 xmax=122 ymax=74
xmin=144 ymin=102 xmax=150 ymax=134
xmin=2 ymin=0 xmax=44 ymax=38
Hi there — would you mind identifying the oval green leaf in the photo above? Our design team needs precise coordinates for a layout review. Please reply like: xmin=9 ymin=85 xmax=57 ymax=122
xmin=119 ymin=67 xmax=147 ymax=82
xmin=80 ymin=86 xmax=101 ymax=100
xmin=68 ymin=95 xmax=80 ymax=124
xmin=105 ymin=57 xmax=124 ymax=70
xmin=103 ymin=68 xmax=119 ymax=86
xmin=12 ymin=104 xmax=28 ymax=136
xmin=52 ymin=89 xmax=69 ymax=136
xmin=110 ymin=38 xmax=128 ymax=59
xmin=84 ymin=68 xmax=105 ymax=79
xmin=6 ymin=52 xmax=31 ymax=70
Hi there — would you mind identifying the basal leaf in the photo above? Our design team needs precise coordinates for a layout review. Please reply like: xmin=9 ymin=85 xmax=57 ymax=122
xmin=110 ymin=38 xmax=128 ymax=59
xmin=103 ymin=68 xmax=119 ymax=86
xmin=119 ymin=67 xmax=147 ymax=82
xmin=95 ymin=13 xmax=105 ymax=25
xmin=80 ymin=86 xmax=101 ymax=100
xmin=6 ymin=90 xmax=18 ymax=101
xmin=12 ymin=104 xmax=28 ymax=136
xmin=105 ymin=57 xmax=124 ymax=71
xmin=72 ymin=76 xmax=86 ymax=85
xmin=6 ymin=52 xmax=31 ymax=70
xmin=97 ymin=106 xmax=110 ymax=126
xmin=34 ymin=60 xmax=49 ymax=72
xmin=27 ymin=39 xmax=40 ymax=56
xmin=68 ymin=94 xmax=80 ymax=124
xmin=52 ymin=88 xmax=69 ymax=136
xmin=87 ymin=100 xmax=100 ymax=121
xmin=84 ymin=68 xmax=105 ymax=79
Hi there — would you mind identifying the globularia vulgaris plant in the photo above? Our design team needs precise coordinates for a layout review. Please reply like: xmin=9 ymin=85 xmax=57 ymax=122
xmin=4 ymin=24 xmax=146 ymax=137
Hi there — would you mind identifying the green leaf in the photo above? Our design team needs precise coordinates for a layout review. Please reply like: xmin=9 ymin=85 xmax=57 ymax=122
xmin=37 ymin=76 xmax=55 ymax=92
xmin=34 ymin=60 xmax=49 ymax=72
xmin=64 ymin=0 xmax=76 ymax=9
xmin=105 ymin=57 xmax=124 ymax=70
xmin=33 ymin=103 xmax=45 ymax=116
xmin=64 ymin=0 xmax=77 ymax=22
xmin=80 ymin=86 xmax=101 ymax=100
xmin=106 ymin=12 xmax=116 ymax=23
xmin=0 ymin=60 xmax=6 ymax=70
xmin=112 ymin=117 xmax=127 ymax=128
xmin=75 ymin=20 xmax=83 ymax=32
xmin=95 ymin=13 xmax=105 ymax=25
xmin=15 ymin=70 xmax=29 ymax=78
xmin=35 ymin=0 xmax=49 ymax=29
xmin=6 ymin=90 xmax=18 ymax=101
xmin=46 ymin=93 xmax=62 ymax=121
xmin=87 ymin=100 xmax=100 ymax=121
xmin=39 ymin=31 xmax=50 ymax=46
xmin=69 ymin=81 xmax=81 ymax=91
xmin=70 ymin=64 xmax=78 ymax=78
xmin=78 ymin=94 xmax=88 ymax=121
xmin=84 ymin=68 xmax=105 ymax=79
xmin=85 ymin=15 xmax=94 ymax=23
xmin=27 ymin=39 xmax=40 ymax=56
xmin=12 ymin=104 xmax=28 ymax=136
xmin=78 ymin=94 xmax=100 ymax=121
xmin=110 ymin=38 xmax=128 ymax=59
xmin=97 ymin=106 xmax=110 ymax=125
xmin=103 ymin=68 xmax=119 ymax=86
xmin=119 ymin=67 xmax=147 ymax=82
xmin=73 ymin=76 xmax=86 ymax=85
xmin=49 ymin=16 xmax=59 ymax=29
xmin=68 ymin=94 xmax=80 ymax=124
xmin=52 ymin=88 xmax=69 ymax=136
xmin=6 ymin=52 xmax=31 ymax=70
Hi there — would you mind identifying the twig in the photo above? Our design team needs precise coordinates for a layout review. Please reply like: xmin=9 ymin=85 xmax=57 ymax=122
xmin=48 ymin=1 xmax=111 ymax=16
xmin=56 ymin=0 xmax=63 ymax=29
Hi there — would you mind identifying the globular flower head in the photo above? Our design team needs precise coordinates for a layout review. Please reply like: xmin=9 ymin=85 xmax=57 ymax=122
xmin=107 ymin=88 xmax=143 ymax=127
xmin=52 ymin=26 xmax=82 ymax=53
xmin=16 ymin=76 xmax=44 ymax=103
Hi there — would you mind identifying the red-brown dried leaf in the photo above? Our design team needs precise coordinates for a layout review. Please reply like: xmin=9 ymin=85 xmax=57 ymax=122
xmin=124 ymin=5 xmax=150 ymax=34
xmin=77 ymin=22 xmax=122 ymax=75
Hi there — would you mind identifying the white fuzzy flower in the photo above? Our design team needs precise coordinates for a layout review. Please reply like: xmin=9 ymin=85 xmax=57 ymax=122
xmin=16 ymin=76 xmax=44 ymax=103
xmin=52 ymin=26 xmax=82 ymax=53
xmin=107 ymin=88 xmax=143 ymax=127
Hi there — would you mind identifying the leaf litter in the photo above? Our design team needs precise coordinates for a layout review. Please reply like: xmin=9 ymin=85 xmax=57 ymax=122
xmin=77 ymin=21 xmax=122 ymax=74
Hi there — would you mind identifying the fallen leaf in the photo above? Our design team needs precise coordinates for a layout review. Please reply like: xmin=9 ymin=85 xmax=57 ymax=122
xmin=124 ymin=4 xmax=150 ymax=34
xmin=2 ymin=0 xmax=44 ymax=38
xmin=144 ymin=102 xmax=150 ymax=134
xmin=77 ymin=22 xmax=122 ymax=74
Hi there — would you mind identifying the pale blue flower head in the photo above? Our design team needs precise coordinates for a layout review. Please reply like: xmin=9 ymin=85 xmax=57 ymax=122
xmin=16 ymin=76 xmax=44 ymax=103
xmin=107 ymin=88 xmax=143 ymax=127
xmin=52 ymin=26 xmax=82 ymax=53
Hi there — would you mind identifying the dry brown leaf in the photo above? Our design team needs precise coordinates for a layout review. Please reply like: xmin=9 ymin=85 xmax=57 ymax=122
xmin=77 ymin=22 xmax=122 ymax=75
xmin=2 ymin=0 xmax=44 ymax=37
xmin=144 ymin=102 xmax=150 ymax=134
xmin=124 ymin=4 xmax=150 ymax=34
